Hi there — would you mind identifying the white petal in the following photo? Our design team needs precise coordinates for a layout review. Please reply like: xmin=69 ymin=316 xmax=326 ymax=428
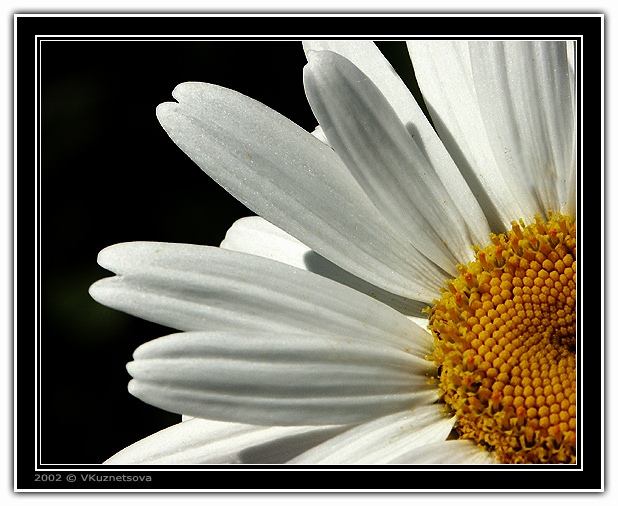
xmin=566 ymin=40 xmax=576 ymax=111
xmin=302 ymin=40 xmax=489 ymax=222
xmin=388 ymin=439 xmax=499 ymax=465
xmin=470 ymin=41 xmax=575 ymax=220
xmin=565 ymin=40 xmax=578 ymax=217
xmin=407 ymin=40 xmax=515 ymax=232
xmin=289 ymin=404 xmax=454 ymax=464
xmin=304 ymin=50 xmax=487 ymax=272
xmin=409 ymin=41 xmax=575 ymax=229
xmin=127 ymin=330 xmax=438 ymax=426
xmin=219 ymin=216 xmax=310 ymax=271
xmin=303 ymin=40 xmax=422 ymax=130
xmin=89 ymin=242 xmax=434 ymax=359
xmin=104 ymin=418 xmax=346 ymax=464
xmin=220 ymin=217 xmax=429 ymax=318
xmin=310 ymin=124 xmax=330 ymax=144
xmin=156 ymin=81 xmax=445 ymax=301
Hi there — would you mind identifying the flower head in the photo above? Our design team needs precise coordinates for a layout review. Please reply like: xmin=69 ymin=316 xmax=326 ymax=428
xmin=90 ymin=40 xmax=576 ymax=465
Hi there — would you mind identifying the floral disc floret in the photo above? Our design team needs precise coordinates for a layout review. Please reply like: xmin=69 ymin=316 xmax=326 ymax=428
xmin=428 ymin=213 xmax=576 ymax=464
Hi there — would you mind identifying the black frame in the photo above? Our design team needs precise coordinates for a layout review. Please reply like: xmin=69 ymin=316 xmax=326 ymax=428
xmin=16 ymin=13 xmax=602 ymax=492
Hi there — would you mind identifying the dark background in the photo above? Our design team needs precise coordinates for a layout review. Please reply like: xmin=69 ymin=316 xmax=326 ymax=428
xmin=39 ymin=39 xmax=419 ymax=464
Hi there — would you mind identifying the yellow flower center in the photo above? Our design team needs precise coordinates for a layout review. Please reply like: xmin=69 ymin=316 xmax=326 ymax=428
xmin=428 ymin=213 xmax=576 ymax=464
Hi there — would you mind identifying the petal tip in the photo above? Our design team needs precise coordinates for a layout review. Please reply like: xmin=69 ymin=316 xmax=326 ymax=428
xmin=88 ymin=276 xmax=120 ymax=307
xmin=127 ymin=377 xmax=143 ymax=396
xmin=88 ymin=278 xmax=106 ymax=302
xmin=95 ymin=242 xmax=136 ymax=271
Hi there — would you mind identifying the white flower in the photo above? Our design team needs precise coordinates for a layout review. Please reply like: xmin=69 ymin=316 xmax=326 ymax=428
xmin=90 ymin=40 xmax=576 ymax=465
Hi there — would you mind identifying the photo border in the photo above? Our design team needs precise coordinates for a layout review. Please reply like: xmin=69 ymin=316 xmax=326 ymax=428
xmin=16 ymin=12 xmax=603 ymax=492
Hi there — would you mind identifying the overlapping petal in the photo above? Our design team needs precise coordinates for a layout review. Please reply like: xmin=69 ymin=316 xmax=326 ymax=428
xmin=469 ymin=41 xmax=576 ymax=220
xmin=407 ymin=40 xmax=576 ymax=229
xmin=105 ymin=418 xmax=347 ymax=465
xmin=387 ymin=439 xmax=499 ymax=465
xmin=89 ymin=242 xmax=435 ymax=353
xmin=219 ymin=216 xmax=310 ymax=271
xmin=156 ymin=82 xmax=446 ymax=302
xmin=288 ymin=404 xmax=455 ymax=465
xmin=301 ymin=40 xmax=488 ymax=204
xmin=304 ymin=49 xmax=490 ymax=272
xmin=220 ymin=216 xmax=429 ymax=318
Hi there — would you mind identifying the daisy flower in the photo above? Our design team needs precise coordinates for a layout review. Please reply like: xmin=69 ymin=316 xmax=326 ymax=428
xmin=90 ymin=40 xmax=576 ymax=465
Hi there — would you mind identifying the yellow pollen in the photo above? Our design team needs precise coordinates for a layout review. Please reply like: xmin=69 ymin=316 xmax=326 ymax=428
xmin=428 ymin=213 xmax=576 ymax=464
